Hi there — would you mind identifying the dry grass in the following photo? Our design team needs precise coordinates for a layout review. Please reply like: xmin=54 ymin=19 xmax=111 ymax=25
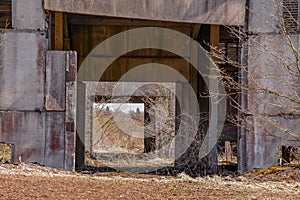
xmin=0 ymin=143 xmax=12 ymax=163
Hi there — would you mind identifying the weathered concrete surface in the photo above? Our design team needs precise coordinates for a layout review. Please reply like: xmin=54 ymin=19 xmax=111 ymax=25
xmin=247 ymin=34 xmax=300 ymax=115
xmin=239 ymin=0 xmax=300 ymax=173
xmin=46 ymin=51 xmax=66 ymax=111
xmin=44 ymin=0 xmax=246 ymax=26
xmin=12 ymin=0 xmax=45 ymax=30
xmin=248 ymin=0 xmax=280 ymax=33
xmin=0 ymin=31 xmax=45 ymax=111
xmin=65 ymin=51 xmax=77 ymax=171
xmin=0 ymin=0 xmax=12 ymax=28
xmin=0 ymin=112 xmax=45 ymax=163
xmin=44 ymin=112 xmax=65 ymax=169
xmin=44 ymin=51 xmax=77 ymax=171
xmin=244 ymin=116 xmax=300 ymax=172
xmin=248 ymin=34 xmax=299 ymax=79
xmin=248 ymin=77 xmax=300 ymax=115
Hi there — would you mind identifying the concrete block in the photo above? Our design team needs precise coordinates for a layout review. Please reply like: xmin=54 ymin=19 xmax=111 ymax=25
xmin=45 ymin=51 xmax=66 ymax=111
xmin=244 ymin=116 xmax=300 ymax=171
xmin=248 ymin=34 xmax=299 ymax=79
xmin=0 ymin=31 xmax=46 ymax=111
xmin=254 ymin=116 xmax=300 ymax=145
xmin=0 ymin=112 xmax=45 ymax=164
xmin=12 ymin=0 xmax=45 ymax=30
xmin=248 ymin=76 xmax=300 ymax=115
xmin=44 ymin=112 xmax=65 ymax=168
xmin=248 ymin=0 xmax=280 ymax=33
xmin=247 ymin=34 xmax=300 ymax=115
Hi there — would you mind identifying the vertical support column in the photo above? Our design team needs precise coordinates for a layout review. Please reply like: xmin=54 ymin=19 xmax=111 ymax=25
xmin=65 ymin=51 xmax=77 ymax=171
xmin=210 ymin=25 xmax=220 ymax=49
xmin=208 ymin=25 xmax=220 ymax=174
xmin=44 ymin=51 xmax=65 ymax=167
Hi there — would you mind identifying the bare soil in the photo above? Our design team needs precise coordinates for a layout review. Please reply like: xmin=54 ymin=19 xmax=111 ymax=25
xmin=0 ymin=164 xmax=299 ymax=199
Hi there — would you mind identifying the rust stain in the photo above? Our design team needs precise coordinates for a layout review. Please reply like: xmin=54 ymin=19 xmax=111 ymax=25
xmin=49 ymin=129 xmax=61 ymax=153
xmin=66 ymin=122 xmax=75 ymax=132
xmin=37 ymin=37 xmax=45 ymax=86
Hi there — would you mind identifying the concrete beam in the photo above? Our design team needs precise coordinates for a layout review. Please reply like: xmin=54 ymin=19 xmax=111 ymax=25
xmin=44 ymin=0 xmax=246 ymax=26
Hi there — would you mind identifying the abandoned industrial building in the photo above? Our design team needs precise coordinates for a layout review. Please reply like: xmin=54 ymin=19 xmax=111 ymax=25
xmin=0 ymin=0 xmax=299 ymax=176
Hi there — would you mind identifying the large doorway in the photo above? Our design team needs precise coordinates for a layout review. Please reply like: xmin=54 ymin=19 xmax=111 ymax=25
xmin=49 ymin=13 xmax=239 ymax=175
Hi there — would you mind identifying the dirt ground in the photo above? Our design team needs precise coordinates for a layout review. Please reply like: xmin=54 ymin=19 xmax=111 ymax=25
xmin=0 ymin=164 xmax=299 ymax=199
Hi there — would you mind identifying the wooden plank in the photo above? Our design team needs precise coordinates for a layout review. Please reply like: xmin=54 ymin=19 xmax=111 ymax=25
xmin=63 ymin=14 xmax=70 ymax=50
xmin=210 ymin=25 xmax=220 ymax=49
xmin=68 ymin=15 xmax=194 ymax=27
xmin=208 ymin=25 xmax=220 ymax=174
xmin=192 ymin=24 xmax=201 ymax=39
xmin=225 ymin=141 xmax=231 ymax=164
xmin=54 ymin=12 xmax=63 ymax=50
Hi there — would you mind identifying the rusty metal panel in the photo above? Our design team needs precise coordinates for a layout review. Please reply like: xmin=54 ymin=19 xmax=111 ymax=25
xmin=45 ymin=51 xmax=66 ymax=111
xmin=0 ymin=112 xmax=45 ymax=164
xmin=44 ymin=112 xmax=65 ymax=169
xmin=44 ymin=0 xmax=246 ymax=26
xmin=0 ymin=31 xmax=45 ymax=111
xmin=12 ymin=0 xmax=45 ymax=30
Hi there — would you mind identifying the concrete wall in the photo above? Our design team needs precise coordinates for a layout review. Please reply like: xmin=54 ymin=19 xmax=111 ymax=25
xmin=12 ymin=0 xmax=46 ymax=30
xmin=3 ymin=0 xmax=297 ymax=174
xmin=239 ymin=0 xmax=300 ymax=173
xmin=44 ymin=0 xmax=246 ymax=26
xmin=0 ymin=0 xmax=76 ymax=170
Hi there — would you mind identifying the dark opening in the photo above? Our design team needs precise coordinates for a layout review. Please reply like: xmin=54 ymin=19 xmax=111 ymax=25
xmin=283 ymin=0 xmax=299 ymax=33
xmin=279 ymin=146 xmax=300 ymax=166
xmin=0 ymin=0 xmax=12 ymax=28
